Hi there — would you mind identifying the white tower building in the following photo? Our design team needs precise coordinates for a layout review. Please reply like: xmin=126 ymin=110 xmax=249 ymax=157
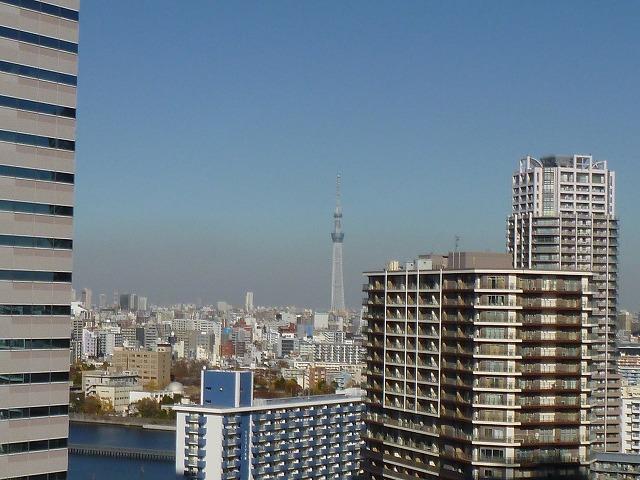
xmin=245 ymin=291 xmax=254 ymax=312
xmin=507 ymin=154 xmax=620 ymax=452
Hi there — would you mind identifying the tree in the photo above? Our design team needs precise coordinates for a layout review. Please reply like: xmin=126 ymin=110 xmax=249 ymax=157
xmin=135 ymin=398 xmax=161 ymax=418
xmin=82 ymin=396 xmax=103 ymax=415
xmin=310 ymin=379 xmax=336 ymax=396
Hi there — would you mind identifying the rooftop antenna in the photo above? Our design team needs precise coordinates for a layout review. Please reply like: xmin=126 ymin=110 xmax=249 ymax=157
xmin=454 ymin=235 xmax=461 ymax=252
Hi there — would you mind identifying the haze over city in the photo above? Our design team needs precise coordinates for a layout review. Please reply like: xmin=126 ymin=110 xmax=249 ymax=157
xmin=73 ymin=0 xmax=640 ymax=309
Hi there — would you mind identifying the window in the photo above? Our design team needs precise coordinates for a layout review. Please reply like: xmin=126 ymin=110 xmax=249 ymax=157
xmin=0 ymin=130 xmax=74 ymax=151
xmin=0 ymin=305 xmax=70 ymax=315
xmin=0 ymin=95 xmax=75 ymax=118
xmin=0 ymin=270 xmax=71 ymax=282
xmin=0 ymin=165 xmax=74 ymax=184
xmin=0 ymin=338 xmax=70 ymax=350
xmin=0 ymin=235 xmax=73 ymax=249
xmin=0 ymin=25 xmax=77 ymax=53
xmin=0 ymin=200 xmax=73 ymax=216
xmin=0 ymin=0 xmax=78 ymax=21
xmin=0 ymin=59 xmax=77 ymax=86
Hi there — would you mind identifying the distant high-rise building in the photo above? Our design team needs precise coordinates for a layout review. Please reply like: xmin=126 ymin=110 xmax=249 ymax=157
xmin=507 ymin=154 xmax=620 ymax=451
xmin=363 ymin=252 xmax=594 ymax=479
xmin=98 ymin=293 xmax=107 ymax=309
xmin=330 ymin=174 xmax=346 ymax=314
xmin=81 ymin=288 xmax=92 ymax=309
xmin=217 ymin=301 xmax=231 ymax=313
xmin=138 ymin=296 xmax=148 ymax=311
xmin=119 ymin=293 xmax=130 ymax=310
xmin=245 ymin=291 xmax=254 ymax=312
xmin=0 ymin=2 xmax=79 ymax=478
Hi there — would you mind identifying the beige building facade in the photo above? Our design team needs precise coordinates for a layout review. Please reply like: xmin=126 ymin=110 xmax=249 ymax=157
xmin=112 ymin=343 xmax=172 ymax=388
xmin=0 ymin=1 xmax=79 ymax=479
xmin=363 ymin=252 xmax=594 ymax=480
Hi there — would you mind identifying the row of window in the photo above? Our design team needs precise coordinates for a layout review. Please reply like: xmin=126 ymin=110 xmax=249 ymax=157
xmin=0 ymin=199 xmax=73 ymax=216
xmin=0 ymin=338 xmax=70 ymax=350
xmin=0 ymin=129 xmax=74 ymax=151
xmin=0 ymin=270 xmax=71 ymax=282
xmin=0 ymin=305 xmax=70 ymax=315
xmin=0 ymin=371 xmax=68 ymax=384
xmin=0 ymin=59 xmax=76 ymax=86
xmin=0 ymin=234 xmax=72 ymax=249
xmin=0 ymin=164 xmax=74 ymax=184
xmin=0 ymin=437 xmax=67 ymax=455
xmin=0 ymin=25 xmax=77 ymax=53
xmin=0 ymin=94 xmax=75 ymax=118
xmin=7 ymin=473 xmax=66 ymax=480
xmin=1 ymin=0 xmax=78 ymax=21
xmin=0 ymin=404 xmax=68 ymax=420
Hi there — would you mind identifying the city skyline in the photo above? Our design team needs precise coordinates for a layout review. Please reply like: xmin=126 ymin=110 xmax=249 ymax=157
xmin=73 ymin=1 xmax=640 ymax=310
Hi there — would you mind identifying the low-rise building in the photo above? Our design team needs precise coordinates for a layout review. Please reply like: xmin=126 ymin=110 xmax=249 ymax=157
xmin=174 ymin=370 xmax=364 ymax=480
xmin=82 ymin=371 xmax=140 ymax=413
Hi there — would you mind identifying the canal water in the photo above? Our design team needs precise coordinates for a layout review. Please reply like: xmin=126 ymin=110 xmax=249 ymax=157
xmin=68 ymin=423 xmax=175 ymax=479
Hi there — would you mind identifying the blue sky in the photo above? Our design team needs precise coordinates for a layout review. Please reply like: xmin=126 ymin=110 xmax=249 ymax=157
xmin=74 ymin=1 xmax=640 ymax=310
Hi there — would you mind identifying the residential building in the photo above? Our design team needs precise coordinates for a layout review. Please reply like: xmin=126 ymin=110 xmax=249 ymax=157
xmin=112 ymin=343 xmax=172 ymax=388
xmin=137 ymin=296 xmax=148 ymax=312
xmin=619 ymin=344 xmax=640 ymax=386
xmin=277 ymin=332 xmax=298 ymax=358
xmin=314 ymin=312 xmax=330 ymax=330
xmin=80 ymin=288 xmax=92 ymax=309
xmin=363 ymin=252 xmax=593 ymax=480
xmin=590 ymin=453 xmax=640 ymax=480
xmin=621 ymin=386 xmax=640 ymax=454
xmin=245 ymin=291 xmax=254 ymax=312
xmin=314 ymin=339 xmax=364 ymax=364
xmin=174 ymin=370 xmax=364 ymax=480
xmin=618 ymin=311 xmax=635 ymax=333
xmin=507 ymin=154 xmax=620 ymax=451
xmin=0 ymin=1 xmax=79 ymax=478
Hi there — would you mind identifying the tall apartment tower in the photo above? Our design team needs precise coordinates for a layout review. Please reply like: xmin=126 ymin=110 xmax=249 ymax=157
xmin=507 ymin=154 xmax=620 ymax=452
xmin=363 ymin=252 xmax=594 ymax=480
xmin=0 ymin=2 xmax=78 ymax=479
xmin=244 ymin=291 xmax=254 ymax=312
xmin=330 ymin=174 xmax=345 ymax=314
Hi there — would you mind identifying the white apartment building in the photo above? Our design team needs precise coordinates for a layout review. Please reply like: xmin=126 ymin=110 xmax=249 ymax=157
xmin=507 ymin=154 xmax=619 ymax=451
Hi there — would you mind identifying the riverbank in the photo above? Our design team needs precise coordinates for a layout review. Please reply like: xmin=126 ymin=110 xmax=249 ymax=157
xmin=70 ymin=413 xmax=176 ymax=431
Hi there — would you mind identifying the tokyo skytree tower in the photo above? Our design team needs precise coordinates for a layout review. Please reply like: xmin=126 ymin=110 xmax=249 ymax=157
xmin=330 ymin=174 xmax=346 ymax=314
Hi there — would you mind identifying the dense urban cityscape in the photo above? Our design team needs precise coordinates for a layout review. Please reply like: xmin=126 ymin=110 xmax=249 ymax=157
xmin=0 ymin=1 xmax=639 ymax=480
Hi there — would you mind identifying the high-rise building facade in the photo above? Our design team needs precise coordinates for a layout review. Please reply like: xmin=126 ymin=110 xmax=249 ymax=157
xmin=330 ymin=174 xmax=345 ymax=314
xmin=363 ymin=252 xmax=593 ymax=480
xmin=0 ymin=1 xmax=78 ymax=478
xmin=507 ymin=154 xmax=619 ymax=451
xmin=244 ymin=291 xmax=253 ymax=312
xmin=80 ymin=287 xmax=91 ymax=309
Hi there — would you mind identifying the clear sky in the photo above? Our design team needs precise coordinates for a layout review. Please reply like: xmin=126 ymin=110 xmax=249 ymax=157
xmin=74 ymin=1 xmax=640 ymax=311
